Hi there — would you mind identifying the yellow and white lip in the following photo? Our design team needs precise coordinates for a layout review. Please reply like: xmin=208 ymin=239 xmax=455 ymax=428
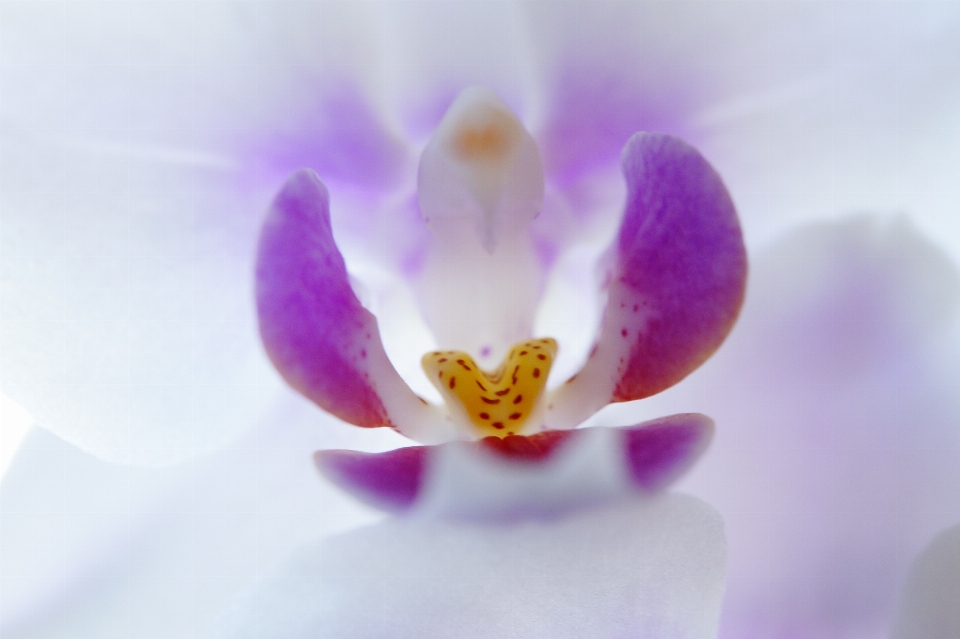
xmin=422 ymin=338 xmax=557 ymax=438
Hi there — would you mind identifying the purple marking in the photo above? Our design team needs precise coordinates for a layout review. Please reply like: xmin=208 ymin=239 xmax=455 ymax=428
xmin=530 ymin=231 xmax=561 ymax=273
xmin=247 ymin=83 xmax=408 ymax=195
xmin=613 ymin=133 xmax=747 ymax=401
xmin=622 ymin=413 xmax=713 ymax=493
xmin=538 ymin=64 xmax=695 ymax=186
xmin=315 ymin=447 xmax=426 ymax=512
xmin=256 ymin=169 xmax=390 ymax=428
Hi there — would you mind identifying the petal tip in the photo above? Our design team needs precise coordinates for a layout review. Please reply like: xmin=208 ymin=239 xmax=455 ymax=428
xmin=622 ymin=413 xmax=714 ymax=493
xmin=615 ymin=132 xmax=747 ymax=398
xmin=256 ymin=168 xmax=394 ymax=429
xmin=315 ymin=447 xmax=426 ymax=512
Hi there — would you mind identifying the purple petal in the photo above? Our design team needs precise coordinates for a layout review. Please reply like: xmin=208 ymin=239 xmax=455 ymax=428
xmin=624 ymin=413 xmax=714 ymax=492
xmin=315 ymin=447 xmax=426 ymax=512
xmin=615 ymin=133 xmax=747 ymax=398
xmin=256 ymin=170 xmax=400 ymax=429
xmin=315 ymin=415 xmax=713 ymax=517
xmin=546 ymin=134 xmax=746 ymax=429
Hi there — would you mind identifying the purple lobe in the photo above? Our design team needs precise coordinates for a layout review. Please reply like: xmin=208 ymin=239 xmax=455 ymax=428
xmin=256 ymin=169 xmax=390 ymax=428
xmin=621 ymin=413 xmax=714 ymax=493
xmin=315 ymin=414 xmax=713 ymax=514
xmin=614 ymin=133 xmax=747 ymax=401
xmin=315 ymin=447 xmax=427 ymax=512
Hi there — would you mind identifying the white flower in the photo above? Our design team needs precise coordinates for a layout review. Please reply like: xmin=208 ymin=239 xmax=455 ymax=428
xmin=2 ymin=3 xmax=960 ymax=638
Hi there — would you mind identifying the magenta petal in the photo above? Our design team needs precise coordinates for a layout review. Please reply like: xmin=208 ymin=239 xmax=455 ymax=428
xmin=256 ymin=169 xmax=391 ymax=428
xmin=613 ymin=133 xmax=747 ymax=400
xmin=622 ymin=413 xmax=714 ymax=493
xmin=546 ymin=134 xmax=746 ymax=429
xmin=315 ymin=447 xmax=426 ymax=512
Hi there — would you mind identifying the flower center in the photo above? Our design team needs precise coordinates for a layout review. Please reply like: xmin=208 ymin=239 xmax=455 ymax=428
xmin=422 ymin=338 xmax=557 ymax=438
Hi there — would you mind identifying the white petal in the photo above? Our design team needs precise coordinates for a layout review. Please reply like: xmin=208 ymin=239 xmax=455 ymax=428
xmin=215 ymin=494 xmax=726 ymax=639
xmin=890 ymin=524 xmax=960 ymax=639
xmin=682 ymin=4 xmax=960 ymax=258
xmin=0 ymin=391 xmax=397 ymax=639
xmin=524 ymin=3 xmax=960 ymax=229
xmin=0 ymin=3 xmax=411 ymax=464
xmin=627 ymin=216 xmax=960 ymax=637
xmin=519 ymin=3 xmax=959 ymax=401
xmin=0 ymin=159 xmax=281 ymax=465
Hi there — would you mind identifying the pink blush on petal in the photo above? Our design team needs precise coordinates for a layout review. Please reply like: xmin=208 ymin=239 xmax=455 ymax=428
xmin=244 ymin=83 xmax=409 ymax=195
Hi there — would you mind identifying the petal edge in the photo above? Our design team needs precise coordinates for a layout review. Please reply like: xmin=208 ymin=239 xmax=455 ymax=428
xmin=256 ymin=169 xmax=392 ymax=427
xmin=547 ymin=134 xmax=746 ymax=428
xmin=615 ymin=134 xmax=747 ymax=400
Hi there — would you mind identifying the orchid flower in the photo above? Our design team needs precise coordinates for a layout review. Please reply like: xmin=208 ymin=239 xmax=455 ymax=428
xmin=212 ymin=89 xmax=748 ymax=637
xmin=3 ymin=3 xmax=960 ymax=639
xmin=255 ymin=86 xmax=745 ymax=519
